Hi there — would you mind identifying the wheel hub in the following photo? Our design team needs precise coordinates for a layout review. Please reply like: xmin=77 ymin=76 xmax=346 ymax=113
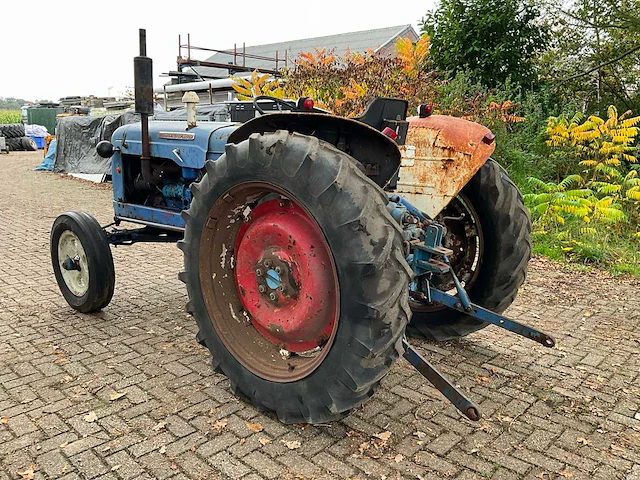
xmin=57 ymin=230 xmax=89 ymax=297
xmin=234 ymin=199 xmax=337 ymax=352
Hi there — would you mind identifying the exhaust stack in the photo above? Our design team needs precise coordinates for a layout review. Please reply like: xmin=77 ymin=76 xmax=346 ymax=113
xmin=134 ymin=28 xmax=154 ymax=181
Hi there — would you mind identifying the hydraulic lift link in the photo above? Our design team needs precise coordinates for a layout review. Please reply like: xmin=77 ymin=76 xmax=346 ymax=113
xmin=402 ymin=339 xmax=481 ymax=421
xmin=428 ymin=289 xmax=556 ymax=348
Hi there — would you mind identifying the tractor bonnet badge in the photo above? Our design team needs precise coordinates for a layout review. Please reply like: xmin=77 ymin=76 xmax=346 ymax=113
xmin=158 ymin=132 xmax=196 ymax=140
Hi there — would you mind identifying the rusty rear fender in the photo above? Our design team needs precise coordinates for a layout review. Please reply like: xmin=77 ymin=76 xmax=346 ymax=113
xmin=396 ymin=115 xmax=496 ymax=218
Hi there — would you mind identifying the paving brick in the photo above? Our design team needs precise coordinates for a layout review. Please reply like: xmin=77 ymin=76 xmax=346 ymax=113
xmin=196 ymin=432 xmax=239 ymax=457
xmin=69 ymin=450 xmax=108 ymax=479
xmin=427 ymin=431 xmax=461 ymax=455
xmin=312 ymin=452 xmax=357 ymax=478
xmin=38 ymin=449 xmax=73 ymax=478
xmin=1 ymin=152 xmax=639 ymax=480
xmin=103 ymin=450 xmax=145 ymax=480
xmin=206 ymin=451 xmax=251 ymax=478
xmin=243 ymin=451 xmax=283 ymax=479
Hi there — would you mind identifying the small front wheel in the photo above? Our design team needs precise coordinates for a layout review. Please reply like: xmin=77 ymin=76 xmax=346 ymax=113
xmin=50 ymin=212 xmax=115 ymax=313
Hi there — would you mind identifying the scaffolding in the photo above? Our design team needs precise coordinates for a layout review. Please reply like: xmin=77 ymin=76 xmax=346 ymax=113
xmin=172 ymin=34 xmax=288 ymax=83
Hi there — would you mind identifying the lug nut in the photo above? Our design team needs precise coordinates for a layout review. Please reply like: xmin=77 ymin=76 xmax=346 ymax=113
xmin=269 ymin=292 xmax=277 ymax=301
xmin=278 ymin=285 xmax=285 ymax=292
xmin=275 ymin=266 xmax=282 ymax=274
xmin=258 ymin=285 xmax=266 ymax=293
xmin=256 ymin=268 xmax=262 ymax=276
xmin=264 ymin=260 xmax=271 ymax=267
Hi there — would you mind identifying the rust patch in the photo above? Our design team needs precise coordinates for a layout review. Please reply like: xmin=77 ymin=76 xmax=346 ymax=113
xmin=395 ymin=115 xmax=495 ymax=218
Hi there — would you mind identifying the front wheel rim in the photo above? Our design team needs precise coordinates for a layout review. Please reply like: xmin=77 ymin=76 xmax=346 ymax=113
xmin=198 ymin=182 xmax=340 ymax=382
xmin=58 ymin=230 xmax=90 ymax=297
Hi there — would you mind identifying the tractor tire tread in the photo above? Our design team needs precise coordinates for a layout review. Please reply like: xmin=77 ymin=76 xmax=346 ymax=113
xmin=180 ymin=131 xmax=410 ymax=423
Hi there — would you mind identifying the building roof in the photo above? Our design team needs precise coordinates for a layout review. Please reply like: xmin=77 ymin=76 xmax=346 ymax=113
xmin=188 ymin=24 xmax=418 ymax=80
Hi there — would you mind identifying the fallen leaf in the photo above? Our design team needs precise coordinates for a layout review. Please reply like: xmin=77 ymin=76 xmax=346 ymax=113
xmin=359 ymin=441 xmax=370 ymax=454
xmin=84 ymin=411 xmax=98 ymax=423
xmin=159 ymin=445 xmax=166 ymax=454
xmin=59 ymin=465 xmax=67 ymax=474
xmin=59 ymin=441 xmax=69 ymax=448
xmin=239 ymin=438 xmax=246 ymax=444
xmin=258 ymin=437 xmax=270 ymax=446
xmin=109 ymin=392 xmax=126 ymax=401
xmin=111 ymin=465 xmax=121 ymax=471
xmin=0 ymin=416 xmax=7 ymax=424
xmin=61 ymin=375 xmax=73 ymax=383
xmin=556 ymin=470 xmax=573 ymax=478
xmin=373 ymin=431 xmax=392 ymax=442
xmin=577 ymin=437 xmax=590 ymax=445
xmin=213 ymin=418 xmax=228 ymax=431
xmin=17 ymin=465 xmax=36 ymax=480
xmin=535 ymin=473 xmax=548 ymax=479
xmin=281 ymin=439 xmax=301 ymax=450
xmin=413 ymin=431 xmax=426 ymax=439
xmin=497 ymin=415 xmax=513 ymax=423
xmin=245 ymin=421 xmax=264 ymax=432
xmin=474 ymin=376 xmax=491 ymax=383
xmin=394 ymin=454 xmax=404 ymax=463
xmin=610 ymin=443 xmax=625 ymax=452
xmin=151 ymin=421 xmax=166 ymax=432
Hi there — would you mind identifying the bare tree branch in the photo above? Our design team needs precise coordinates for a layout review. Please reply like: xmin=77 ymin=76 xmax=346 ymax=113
xmin=554 ymin=44 xmax=640 ymax=87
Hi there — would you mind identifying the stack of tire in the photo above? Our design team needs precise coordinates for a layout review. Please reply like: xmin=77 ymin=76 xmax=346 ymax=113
xmin=0 ymin=124 xmax=38 ymax=151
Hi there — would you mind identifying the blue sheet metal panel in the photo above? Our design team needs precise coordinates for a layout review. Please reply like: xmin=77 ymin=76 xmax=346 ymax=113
xmin=111 ymin=152 xmax=125 ymax=202
xmin=113 ymin=202 xmax=185 ymax=230
xmin=110 ymin=121 xmax=237 ymax=169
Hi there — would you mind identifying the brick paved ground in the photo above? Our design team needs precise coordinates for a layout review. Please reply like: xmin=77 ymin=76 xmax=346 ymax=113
xmin=1 ymin=151 xmax=638 ymax=480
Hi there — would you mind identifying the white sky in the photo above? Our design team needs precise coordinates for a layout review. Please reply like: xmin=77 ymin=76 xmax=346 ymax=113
xmin=0 ymin=1 xmax=433 ymax=102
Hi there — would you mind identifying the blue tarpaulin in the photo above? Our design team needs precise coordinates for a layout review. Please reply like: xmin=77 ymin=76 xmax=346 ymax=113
xmin=35 ymin=138 xmax=56 ymax=171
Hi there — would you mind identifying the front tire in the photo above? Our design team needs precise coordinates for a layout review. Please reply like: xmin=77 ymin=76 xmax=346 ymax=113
xmin=407 ymin=159 xmax=531 ymax=341
xmin=50 ymin=212 xmax=115 ymax=313
xmin=180 ymin=131 xmax=411 ymax=423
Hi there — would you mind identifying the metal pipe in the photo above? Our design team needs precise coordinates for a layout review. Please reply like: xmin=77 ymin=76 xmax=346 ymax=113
xmin=139 ymin=29 xmax=146 ymax=56
xmin=153 ymin=76 xmax=262 ymax=94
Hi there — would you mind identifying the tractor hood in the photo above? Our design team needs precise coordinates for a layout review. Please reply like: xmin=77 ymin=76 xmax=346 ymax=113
xmin=111 ymin=120 xmax=239 ymax=169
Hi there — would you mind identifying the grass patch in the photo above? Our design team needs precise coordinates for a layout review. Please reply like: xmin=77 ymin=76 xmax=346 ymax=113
xmin=531 ymin=223 xmax=640 ymax=277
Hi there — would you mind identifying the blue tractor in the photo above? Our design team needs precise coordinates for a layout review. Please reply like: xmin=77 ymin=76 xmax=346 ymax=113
xmin=50 ymin=30 xmax=554 ymax=423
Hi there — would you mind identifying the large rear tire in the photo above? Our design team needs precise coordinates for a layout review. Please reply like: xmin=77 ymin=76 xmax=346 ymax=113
xmin=407 ymin=159 xmax=531 ymax=341
xmin=180 ymin=131 xmax=411 ymax=423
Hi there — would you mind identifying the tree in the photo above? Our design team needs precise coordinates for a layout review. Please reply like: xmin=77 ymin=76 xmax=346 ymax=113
xmin=421 ymin=0 xmax=550 ymax=89
xmin=0 ymin=97 xmax=28 ymax=109
xmin=541 ymin=0 xmax=640 ymax=113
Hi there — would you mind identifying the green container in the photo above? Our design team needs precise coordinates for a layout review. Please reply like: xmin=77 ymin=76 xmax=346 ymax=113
xmin=26 ymin=107 xmax=64 ymax=135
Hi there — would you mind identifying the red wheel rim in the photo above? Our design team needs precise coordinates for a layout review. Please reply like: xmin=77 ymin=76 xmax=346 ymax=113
xmin=234 ymin=199 xmax=337 ymax=352
xmin=198 ymin=182 xmax=340 ymax=382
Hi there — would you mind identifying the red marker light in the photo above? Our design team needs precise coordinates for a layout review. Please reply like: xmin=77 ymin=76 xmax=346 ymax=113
xmin=303 ymin=98 xmax=314 ymax=110
xmin=482 ymin=131 xmax=496 ymax=145
xmin=418 ymin=104 xmax=432 ymax=118
xmin=382 ymin=127 xmax=398 ymax=140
